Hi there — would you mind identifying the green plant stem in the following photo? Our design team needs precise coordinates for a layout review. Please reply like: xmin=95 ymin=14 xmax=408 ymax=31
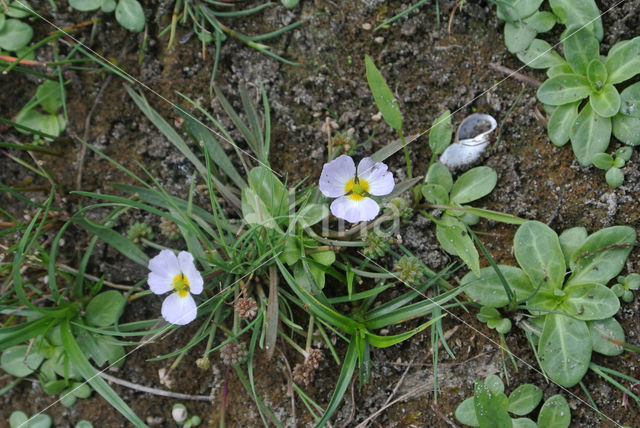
xmin=399 ymin=129 xmax=412 ymax=179
xmin=305 ymin=314 xmax=315 ymax=351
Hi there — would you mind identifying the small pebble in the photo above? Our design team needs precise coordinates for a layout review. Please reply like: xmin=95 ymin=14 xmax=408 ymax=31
xmin=374 ymin=36 xmax=385 ymax=44
xmin=362 ymin=23 xmax=372 ymax=30
xmin=372 ymin=112 xmax=383 ymax=121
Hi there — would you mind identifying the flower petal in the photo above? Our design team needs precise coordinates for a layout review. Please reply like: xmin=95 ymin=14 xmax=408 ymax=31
xmin=330 ymin=195 xmax=380 ymax=223
xmin=148 ymin=250 xmax=180 ymax=295
xmin=357 ymin=157 xmax=394 ymax=196
xmin=177 ymin=251 xmax=203 ymax=295
xmin=161 ymin=292 xmax=197 ymax=325
xmin=319 ymin=155 xmax=356 ymax=198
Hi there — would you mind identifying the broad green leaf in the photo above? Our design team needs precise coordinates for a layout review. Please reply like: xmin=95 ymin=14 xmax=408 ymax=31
xmin=504 ymin=21 xmax=536 ymax=53
xmin=0 ymin=19 xmax=33 ymax=52
xmin=588 ymin=317 xmax=624 ymax=356
xmin=536 ymin=74 xmax=591 ymax=105
xmin=517 ymin=39 xmax=565 ymax=69
xmin=69 ymin=0 xmax=102 ymax=11
xmin=310 ymin=249 xmax=335 ymax=266
xmin=550 ymin=0 xmax=603 ymax=40
xmin=508 ymin=384 xmax=542 ymax=416
xmin=436 ymin=218 xmax=479 ymax=274
xmin=422 ymin=183 xmax=449 ymax=205
xmin=242 ymin=187 xmax=277 ymax=229
xmin=560 ymin=283 xmax=619 ymax=320
xmin=512 ymin=418 xmax=537 ymax=428
xmin=567 ymin=225 xmax=635 ymax=285
xmin=538 ymin=314 xmax=590 ymax=387
xmin=61 ymin=390 xmax=77 ymax=407
xmin=586 ymin=58 xmax=607 ymax=88
xmin=72 ymin=382 xmax=92 ymax=398
xmin=527 ymin=11 xmax=556 ymax=32
xmin=295 ymin=203 xmax=328 ymax=228
xmin=425 ymin=162 xmax=453 ymax=191
xmin=570 ymin=103 xmax=611 ymax=165
xmin=484 ymin=374 xmax=504 ymax=395
xmin=248 ymin=166 xmax=289 ymax=220
xmin=0 ymin=14 xmax=4 ymax=31
xmin=605 ymin=37 xmax=640 ymax=84
xmin=102 ymin=0 xmax=116 ymax=12
xmin=474 ymin=381 xmax=513 ymax=428
xmin=461 ymin=265 xmax=534 ymax=307
xmin=547 ymin=101 xmax=579 ymax=146
xmin=429 ymin=110 xmax=452 ymax=155
xmin=612 ymin=113 xmax=640 ymax=146
xmin=563 ymin=27 xmax=599 ymax=76
xmin=365 ymin=55 xmax=402 ymax=131
xmin=496 ymin=0 xmax=542 ymax=21
xmin=7 ymin=1 xmax=33 ymax=18
xmin=619 ymin=81 xmax=640 ymax=118
xmin=455 ymin=397 xmax=479 ymax=426
xmin=591 ymin=153 xmax=614 ymax=170
xmin=115 ymin=0 xmax=145 ymax=32
xmin=537 ymin=394 xmax=571 ymax=428
xmin=607 ymin=167 xmax=625 ymax=188
xmin=589 ymin=84 xmax=620 ymax=118
xmin=450 ymin=167 xmax=497 ymax=204
xmin=1 ymin=344 xmax=44 ymax=377
xmin=451 ymin=206 xmax=525 ymax=224
xmin=85 ymin=290 xmax=125 ymax=327
xmin=36 ymin=80 xmax=64 ymax=114
xmin=546 ymin=63 xmax=572 ymax=78
xmin=514 ymin=221 xmax=565 ymax=290
xmin=9 ymin=411 xmax=28 ymax=428
xmin=15 ymin=110 xmax=64 ymax=138
xmin=558 ymin=227 xmax=587 ymax=266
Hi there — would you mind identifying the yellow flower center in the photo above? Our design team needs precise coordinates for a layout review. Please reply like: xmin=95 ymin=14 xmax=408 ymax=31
xmin=344 ymin=178 xmax=370 ymax=201
xmin=172 ymin=273 xmax=190 ymax=298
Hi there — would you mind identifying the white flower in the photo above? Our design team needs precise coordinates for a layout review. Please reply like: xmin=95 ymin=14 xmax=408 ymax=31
xmin=319 ymin=155 xmax=394 ymax=223
xmin=148 ymin=250 xmax=203 ymax=325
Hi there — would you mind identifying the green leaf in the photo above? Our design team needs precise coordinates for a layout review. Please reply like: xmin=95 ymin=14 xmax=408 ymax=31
xmin=36 ymin=80 xmax=64 ymax=115
xmin=474 ymin=381 xmax=513 ymax=428
xmin=527 ymin=10 xmax=556 ymax=32
xmin=69 ymin=0 xmax=102 ymax=11
xmin=60 ymin=321 xmax=148 ymax=427
xmin=426 ymin=162 xmax=453 ymax=191
xmin=606 ymin=38 xmax=640 ymax=84
xmin=616 ymin=146 xmax=633 ymax=162
xmin=536 ymin=74 xmax=591 ymax=105
xmin=295 ymin=203 xmax=328 ymax=228
xmin=563 ymin=27 xmax=599 ymax=76
xmin=591 ymin=153 xmax=614 ymax=170
xmin=496 ymin=0 xmax=542 ymax=21
xmin=73 ymin=217 xmax=149 ymax=266
xmin=619 ymin=81 xmax=640 ymax=117
xmin=436 ymin=218 xmax=479 ymax=274
xmin=589 ymin=84 xmax=620 ymax=118
xmin=422 ymin=183 xmax=449 ymax=205
xmin=567 ymin=225 xmax=635 ymax=286
xmin=85 ymin=290 xmax=125 ymax=327
xmin=9 ymin=411 xmax=28 ymax=428
xmin=1 ymin=344 xmax=44 ymax=377
xmin=570 ymin=103 xmax=611 ymax=165
xmin=588 ymin=317 xmax=624 ymax=356
xmin=508 ymin=384 xmax=542 ymax=416
xmin=310 ymin=249 xmax=335 ymax=266
xmin=560 ymin=283 xmax=619 ymax=320
xmin=455 ymin=397 xmax=479 ymax=426
xmin=612 ymin=113 xmax=640 ymax=146
xmin=115 ymin=0 xmax=145 ymax=32
xmin=546 ymin=63 xmax=573 ymax=78
xmin=549 ymin=0 xmax=603 ymax=40
xmin=450 ymin=167 xmax=497 ymax=204
xmin=365 ymin=55 xmax=402 ymax=131
xmin=280 ymin=236 xmax=301 ymax=265
xmin=7 ymin=1 xmax=33 ymax=18
xmin=461 ymin=265 xmax=534 ymax=308
xmin=72 ymin=382 xmax=92 ymax=398
xmin=484 ymin=374 xmax=504 ymax=395
xmin=0 ymin=19 xmax=33 ymax=52
xmin=504 ymin=21 xmax=536 ymax=54
xmin=538 ymin=314 xmax=590 ymax=387
xmin=512 ymin=418 xmax=537 ymax=428
xmin=605 ymin=167 xmax=624 ymax=187
xmin=537 ymin=394 xmax=571 ymax=428
xmin=60 ymin=390 xmax=77 ymax=407
xmin=102 ymin=0 xmax=116 ymax=12
xmin=514 ymin=221 xmax=565 ymax=290
xmin=517 ymin=39 xmax=565 ymax=69
xmin=248 ymin=166 xmax=289 ymax=220
xmin=558 ymin=227 xmax=587 ymax=266
xmin=429 ymin=110 xmax=453 ymax=155
xmin=547 ymin=101 xmax=579 ymax=146
xmin=586 ymin=58 xmax=607 ymax=88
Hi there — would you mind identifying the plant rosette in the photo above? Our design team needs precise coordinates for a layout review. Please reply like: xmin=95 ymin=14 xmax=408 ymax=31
xmin=461 ymin=221 xmax=635 ymax=387
xmin=68 ymin=0 xmax=145 ymax=32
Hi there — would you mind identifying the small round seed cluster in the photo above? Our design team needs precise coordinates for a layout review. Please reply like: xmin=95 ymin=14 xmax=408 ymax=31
xmin=235 ymin=297 xmax=258 ymax=320
xmin=293 ymin=349 xmax=324 ymax=386
xmin=195 ymin=357 xmax=210 ymax=370
xmin=219 ymin=342 xmax=248 ymax=366
xmin=394 ymin=255 xmax=424 ymax=285
xmin=159 ymin=216 xmax=181 ymax=240
xmin=362 ymin=230 xmax=392 ymax=259
xmin=127 ymin=222 xmax=154 ymax=244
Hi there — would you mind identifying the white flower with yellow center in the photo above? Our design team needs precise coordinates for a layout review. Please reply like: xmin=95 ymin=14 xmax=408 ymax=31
xmin=148 ymin=250 xmax=204 ymax=325
xmin=319 ymin=155 xmax=395 ymax=223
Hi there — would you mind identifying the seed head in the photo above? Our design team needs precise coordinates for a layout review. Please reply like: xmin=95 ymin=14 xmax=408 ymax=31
xmin=394 ymin=255 xmax=424 ymax=285
xmin=235 ymin=297 xmax=258 ymax=320
xmin=219 ymin=342 xmax=248 ymax=366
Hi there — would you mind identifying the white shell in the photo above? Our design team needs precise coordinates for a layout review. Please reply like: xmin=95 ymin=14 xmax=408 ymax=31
xmin=440 ymin=113 xmax=497 ymax=168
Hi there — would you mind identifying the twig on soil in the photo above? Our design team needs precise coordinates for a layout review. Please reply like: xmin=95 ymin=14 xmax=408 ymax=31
xmin=355 ymin=384 xmax=430 ymax=428
xmin=98 ymin=372 xmax=214 ymax=401
xmin=278 ymin=346 xmax=297 ymax=426
xmin=489 ymin=63 xmax=542 ymax=88
xmin=430 ymin=403 xmax=458 ymax=427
